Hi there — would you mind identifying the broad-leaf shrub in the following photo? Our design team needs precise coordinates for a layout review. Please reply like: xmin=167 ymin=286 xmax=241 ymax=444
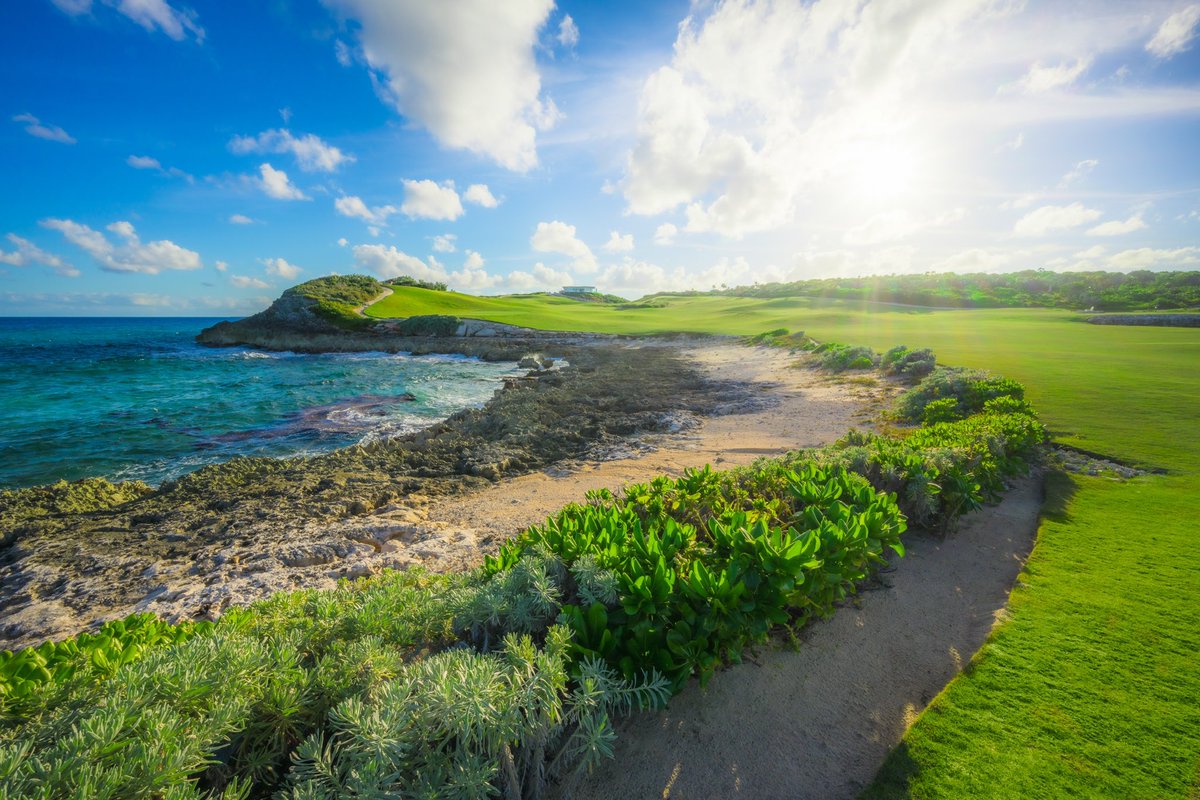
xmin=815 ymin=342 xmax=878 ymax=371
xmin=881 ymin=345 xmax=937 ymax=380
xmin=484 ymin=465 xmax=906 ymax=690
xmin=895 ymin=367 xmax=1026 ymax=422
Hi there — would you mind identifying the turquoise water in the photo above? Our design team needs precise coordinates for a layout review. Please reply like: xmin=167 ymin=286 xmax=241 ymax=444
xmin=0 ymin=318 xmax=519 ymax=489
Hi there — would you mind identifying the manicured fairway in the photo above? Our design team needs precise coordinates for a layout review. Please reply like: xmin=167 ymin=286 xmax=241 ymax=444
xmin=370 ymin=287 xmax=1200 ymax=798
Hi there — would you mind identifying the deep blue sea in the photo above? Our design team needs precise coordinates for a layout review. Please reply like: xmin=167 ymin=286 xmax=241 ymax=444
xmin=0 ymin=318 xmax=519 ymax=490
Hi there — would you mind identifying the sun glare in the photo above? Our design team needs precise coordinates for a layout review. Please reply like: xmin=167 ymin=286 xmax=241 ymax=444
xmin=840 ymin=138 xmax=924 ymax=204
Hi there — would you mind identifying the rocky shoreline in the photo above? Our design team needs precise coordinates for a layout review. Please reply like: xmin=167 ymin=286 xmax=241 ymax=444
xmin=0 ymin=333 xmax=750 ymax=649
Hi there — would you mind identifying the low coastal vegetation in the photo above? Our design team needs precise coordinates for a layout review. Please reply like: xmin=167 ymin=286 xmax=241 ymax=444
xmin=0 ymin=343 xmax=1047 ymax=798
xmin=707 ymin=269 xmax=1200 ymax=311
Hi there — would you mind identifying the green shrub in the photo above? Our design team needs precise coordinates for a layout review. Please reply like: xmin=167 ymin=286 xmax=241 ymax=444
xmin=393 ymin=314 xmax=462 ymax=336
xmin=881 ymin=345 xmax=937 ymax=379
xmin=816 ymin=342 xmax=878 ymax=371
xmin=385 ymin=275 xmax=448 ymax=291
xmin=922 ymin=397 xmax=962 ymax=425
xmin=895 ymin=367 xmax=1025 ymax=422
xmin=485 ymin=464 xmax=906 ymax=690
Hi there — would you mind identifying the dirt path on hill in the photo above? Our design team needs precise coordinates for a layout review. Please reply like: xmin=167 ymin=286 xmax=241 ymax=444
xmin=574 ymin=475 xmax=1043 ymax=800
xmin=422 ymin=343 xmax=892 ymax=544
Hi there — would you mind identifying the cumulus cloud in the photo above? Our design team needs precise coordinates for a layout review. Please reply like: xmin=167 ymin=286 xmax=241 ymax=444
xmin=51 ymin=0 xmax=204 ymax=42
xmin=335 ymin=195 xmax=398 ymax=225
xmin=929 ymin=248 xmax=1012 ymax=273
xmin=503 ymin=262 xmax=574 ymax=291
xmin=1104 ymin=246 xmax=1200 ymax=270
xmin=618 ymin=2 xmax=1188 ymax=240
xmin=1087 ymin=214 xmax=1147 ymax=236
xmin=1016 ymin=56 xmax=1092 ymax=94
xmin=530 ymin=220 xmax=596 ymax=272
xmin=432 ymin=234 xmax=457 ymax=253
xmin=257 ymin=163 xmax=308 ymax=200
xmin=653 ymin=223 xmax=677 ymax=245
xmin=557 ymin=14 xmax=579 ymax=47
xmin=602 ymin=231 xmax=635 ymax=252
xmin=463 ymin=250 xmax=485 ymax=269
xmin=321 ymin=0 xmax=556 ymax=171
xmin=230 ymin=129 xmax=354 ymax=172
xmin=229 ymin=214 xmax=256 ymax=225
xmin=127 ymin=153 xmax=193 ymax=182
xmin=0 ymin=233 xmax=80 ymax=277
xmin=231 ymin=274 xmax=269 ymax=289
xmin=1147 ymin=5 xmax=1200 ymax=58
xmin=1013 ymin=203 xmax=1103 ymax=236
xmin=400 ymin=179 xmax=464 ymax=220
xmin=463 ymin=184 xmax=500 ymax=208
xmin=262 ymin=257 xmax=302 ymax=279
xmin=214 ymin=260 xmax=228 ymax=271
xmin=41 ymin=218 xmax=202 ymax=274
xmin=12 ymin=113 xmax=75 ymax=144
xmin=351 ymin=243 xmax=497 ymax=290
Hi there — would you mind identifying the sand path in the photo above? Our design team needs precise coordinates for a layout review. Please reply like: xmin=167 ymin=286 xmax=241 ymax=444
xmin=576 ymin=476 xmax=1041 ymax=799
xmin=424 ymin=343 xmax=891 ymax=542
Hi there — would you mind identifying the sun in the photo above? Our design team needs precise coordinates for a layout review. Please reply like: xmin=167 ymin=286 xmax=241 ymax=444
xmin=840 ymin=137 xmax=924 ymax=205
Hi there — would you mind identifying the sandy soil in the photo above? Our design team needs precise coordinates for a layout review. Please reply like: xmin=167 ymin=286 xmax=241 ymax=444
xmin=575 ymin=476 xmax=1042 ymax=800
xmin=423 ymin=343 xmax=892 ymax=542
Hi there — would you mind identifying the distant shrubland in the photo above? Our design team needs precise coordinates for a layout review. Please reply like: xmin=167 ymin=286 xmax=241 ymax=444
xmin=699 ymin=270 xmax=1200 ymax=311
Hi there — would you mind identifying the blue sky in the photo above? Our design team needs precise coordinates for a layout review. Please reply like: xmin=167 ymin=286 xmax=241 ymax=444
xmin=2 ymin=0 xmax=1200 ymax=315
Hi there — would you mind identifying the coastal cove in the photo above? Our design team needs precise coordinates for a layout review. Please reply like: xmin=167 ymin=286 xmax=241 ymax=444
xmin=0 ymin=317 xmax=522 ymax=489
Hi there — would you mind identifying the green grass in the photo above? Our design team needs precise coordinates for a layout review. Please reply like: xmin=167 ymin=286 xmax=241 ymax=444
xmin=369 ymin=287 xmax=1200 ymax=797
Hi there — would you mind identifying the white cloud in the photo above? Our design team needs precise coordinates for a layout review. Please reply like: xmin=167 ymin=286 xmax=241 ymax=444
xmin=335 ymin=195 xmax=398 ymax=225
xmin=0 ymin=233 xmax=80 ymax=277
xmin=1058 ymin=158 xmax=1099 ymax=187
xmin=351 ymin=243 xmax=498 ymax=291
xmin=1087 ymin=214 xmax=1147 ymax=237
xmin=229 ymin=214 xmax=256 ymax=225
xmin=844 ymin=208 xmax=965 ymax=246
xmin=1013 ymin=203 xmax=1103 ymax=236
xmin=531 ymin=220 xmax=596 ymax=272
xmin=12 ymin=113 xmax=75 ymax=144
xmin=337 ymin=237 xmax=348 ymax=247
xmin=1002 ymin=193 xmax=1040 ymax=211
xmin=230 ymin=129 xmax=354 ymax=172
xmin=322 ymin=0 xmax=556 ymax=171
xmin=463 ymin=183 xmax=499 ymax=208
xmin=929 ymin=248 xmax=1011 ymax=273
xmin=231 ymin=274 xmax=270 ymax=289
xmin=52 ymin=0 xmax=204 ymax=42
xmin=503 ymin=262 xmax=574 ymax=291
xmin=557 ymin=14 xmax=579 ymax=47
xmin=41 ymin=218 xmax=202 ymax=274
xmin=1147 ymin=5 xmax=1200 ymax=58
xmin=1016 ymin=56 xmax=1092 ymax=94
xmin=432 ymin=234 xmax=457 ymax=253
xmin=400 ymin=179 xmax=464 ymax=220
xmin=999 ymin=132 xmax=1024 ymax=151
xmin=335 ymin=39 xmax=353 ymax=66
xmin=257 ymin=163 xmax=308 ymax=201
xmin=1105 ymin=246 xmax=1200 ymax=270
xmin=127 ymin=153 xmax=192 ymax=182
xmin=262 ymin=257 xmax=302 ymax=280
xmin=463 ymin=249 xmax=485 ymax=269
xmin=653 ymin=223 xmax=677 ymax=245
xmin=602 ymin=231 xmax=635 ymax=252
xmin=214 ymin=260 xmax=228 ymax=272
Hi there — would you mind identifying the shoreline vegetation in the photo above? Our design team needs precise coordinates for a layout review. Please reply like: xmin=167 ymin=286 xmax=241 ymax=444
xmin=1 ymin=272 xmax=1196 ymax=798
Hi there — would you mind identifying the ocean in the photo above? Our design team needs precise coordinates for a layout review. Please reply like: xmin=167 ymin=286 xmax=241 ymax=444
xmin=0 ymin=317 xmax=519 ymax=490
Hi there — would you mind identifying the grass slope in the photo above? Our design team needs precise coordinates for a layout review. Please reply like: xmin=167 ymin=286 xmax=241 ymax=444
xmin=369 ymin=287 xmax=1200 ymax=798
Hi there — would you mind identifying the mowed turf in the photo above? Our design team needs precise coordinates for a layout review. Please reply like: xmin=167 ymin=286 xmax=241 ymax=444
xmin=370 ymin=286 xmax=1200 ymax=798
